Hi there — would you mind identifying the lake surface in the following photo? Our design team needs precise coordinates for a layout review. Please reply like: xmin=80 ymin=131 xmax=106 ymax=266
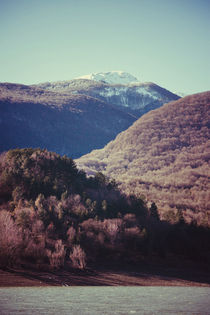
xmin=0 ymin=286 xmax=209 ymax=315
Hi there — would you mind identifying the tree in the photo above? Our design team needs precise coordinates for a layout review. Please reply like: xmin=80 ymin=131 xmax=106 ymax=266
xmin=102 ymin=200 xmax=107 ymax=212
xmin=150 ymin=202 xmax=160 ymax=221
xmin=0 ymin=211 xmax=22 ymax=267
xmin=69 ymin=245 xmax=86 ymax=269
xmin=177 ymin=208 xmax=185 ymax=225
xmin=47 ymin=239 xmax=66 ymax=269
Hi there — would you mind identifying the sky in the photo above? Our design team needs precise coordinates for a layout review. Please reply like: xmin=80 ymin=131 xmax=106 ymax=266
xmin=0 ymin=0 xmax=210 ymax=95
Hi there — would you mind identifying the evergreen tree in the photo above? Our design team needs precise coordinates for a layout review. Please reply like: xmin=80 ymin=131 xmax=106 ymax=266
xmin=150 ymin=202 xmax=159 ymax=220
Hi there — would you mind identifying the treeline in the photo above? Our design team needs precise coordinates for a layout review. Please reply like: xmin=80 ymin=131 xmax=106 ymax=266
xmin=0 ymin=148 xmax=209 ymax=270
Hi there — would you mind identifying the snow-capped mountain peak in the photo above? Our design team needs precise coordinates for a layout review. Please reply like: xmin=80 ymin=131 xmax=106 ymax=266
xmin=77 ymin=71 xmax=139 ymax=85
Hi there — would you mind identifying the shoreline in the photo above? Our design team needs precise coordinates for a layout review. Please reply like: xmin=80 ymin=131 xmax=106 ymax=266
xmin=1 ymin=264 xmax=210 ymax=287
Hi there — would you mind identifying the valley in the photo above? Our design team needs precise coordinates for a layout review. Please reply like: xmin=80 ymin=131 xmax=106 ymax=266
xmin=0 ymin=72 xmax=209 ymax=281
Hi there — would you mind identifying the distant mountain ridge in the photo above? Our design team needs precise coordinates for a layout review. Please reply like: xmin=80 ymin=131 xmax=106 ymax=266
xmin=76 ymin=91 xmax=210 ymax=225
xmin=0 ymin=82 xmax=135 ymax=158
xmin=0 ymin=71 xmax=179 ymax=157
xmin=34 ymin=71 xmax=180 ymax=116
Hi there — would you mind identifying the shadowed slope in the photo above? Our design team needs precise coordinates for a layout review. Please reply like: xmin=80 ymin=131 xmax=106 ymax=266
xmin=0 ymin=83 xmax=135 ymax=158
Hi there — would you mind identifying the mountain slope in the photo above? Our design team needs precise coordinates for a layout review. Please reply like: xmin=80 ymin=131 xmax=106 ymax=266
xmin=76 ymin=91 xmax=210 ymax=225
xmin=1 ymin=71 xmax=179 ymax=158
xmin=0 ymin=83 xmax=135 ymax=158
xmin=34 ymin=72 xmax=180 ymax=117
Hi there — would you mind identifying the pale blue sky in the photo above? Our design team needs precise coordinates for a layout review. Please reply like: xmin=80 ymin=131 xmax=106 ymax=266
xmin=0 ymin=0 xmax=209 ymax=95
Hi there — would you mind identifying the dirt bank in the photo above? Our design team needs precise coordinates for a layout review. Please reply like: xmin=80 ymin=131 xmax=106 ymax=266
xmin=1 ymin=263 xmax=210 ymax=287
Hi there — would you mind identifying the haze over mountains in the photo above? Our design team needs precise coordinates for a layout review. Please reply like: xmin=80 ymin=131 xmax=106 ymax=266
xmin=0 ymin=71 xmax=179 ymax=157
xmin=76 ymin=92 xmax=210 ymax=225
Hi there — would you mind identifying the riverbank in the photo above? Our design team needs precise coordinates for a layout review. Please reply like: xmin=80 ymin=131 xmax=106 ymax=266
xmin=1 ymin=261 xmax=210 ymax=287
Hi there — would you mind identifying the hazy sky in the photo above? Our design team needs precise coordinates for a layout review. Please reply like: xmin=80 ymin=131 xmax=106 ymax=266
xmin=0 ymin=0 xmax=209 ymax=95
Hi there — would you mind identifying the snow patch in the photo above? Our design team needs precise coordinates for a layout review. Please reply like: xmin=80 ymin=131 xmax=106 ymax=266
xmin=77 ymin=71 xmax=139 ymax=85
xmin=136 ymin=86 xmax=159 ymax=99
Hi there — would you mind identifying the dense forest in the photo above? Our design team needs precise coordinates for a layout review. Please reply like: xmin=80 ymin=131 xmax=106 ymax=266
xmin=0 ymin=148 xmax=209 ymax=270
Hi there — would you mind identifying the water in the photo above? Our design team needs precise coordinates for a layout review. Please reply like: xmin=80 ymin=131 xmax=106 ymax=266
xmin=0 ymin=286 xmax=209 ymax=315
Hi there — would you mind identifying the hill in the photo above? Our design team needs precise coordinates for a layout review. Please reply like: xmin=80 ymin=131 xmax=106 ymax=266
xmin=76 ymin=92 xmax=210 ymax=226
xmin=0 ymin=73 xmax=179 ymax=158
xmin=1 ymin=148 xmax=210 ymax=271
xmin=0 ymin=83 xmax=135 ymax=158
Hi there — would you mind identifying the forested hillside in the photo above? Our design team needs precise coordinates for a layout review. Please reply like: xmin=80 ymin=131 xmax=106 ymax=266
xmin=0 ymin=83 xmax=135 ymax=158
xmin=35 ymin=74 xmax=180 ymax=117
xmin=0 ymin=148 xmax=209 ymax=270
xmin=76 ymin=92 xmax=210 ymax=226
xmin=0 ymin=72 xmax=179 ymax=158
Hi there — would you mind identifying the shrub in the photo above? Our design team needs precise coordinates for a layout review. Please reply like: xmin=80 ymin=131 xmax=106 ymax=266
xmin=47 ymin=239 xmax=66 ymax=269
xmin=0 ymin=210 xmax=22 ymax=267
xmin=123 ymin=213 xmax=137 ymax=228
xmin=69 ymin=245 xmax=86 ymax=269
xmin=15 ymin=207 xmax=35 ymax=230
xmin=24 ymin=238 xmax=46 ymax=263
xmin=67 ymin=226 xmax=76 ymax=244
xmin=103 ymin=219 xmax=123 ymax=244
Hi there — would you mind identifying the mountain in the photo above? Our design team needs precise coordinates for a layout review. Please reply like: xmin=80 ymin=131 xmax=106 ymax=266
xmin=76 ymin=91 xmax=210 ymax=226
xmin=0 ymin=72 xmax=179 ymax=158
xmin=34 ymin=71 xmax=180 ymax=117
xmin=0 ymin=83 xmax=135 ymax=158
xmin=77 ymin=71 xmax=138 ymax=84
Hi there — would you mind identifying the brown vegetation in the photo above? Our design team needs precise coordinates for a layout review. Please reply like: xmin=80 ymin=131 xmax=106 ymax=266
xmin=0 ymin=82 xmax=101 ymax=109
xmin=76 ymin=92 xmax=210 ymax=226
xmin=1 ymin=148 xmax=209 ymax=272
